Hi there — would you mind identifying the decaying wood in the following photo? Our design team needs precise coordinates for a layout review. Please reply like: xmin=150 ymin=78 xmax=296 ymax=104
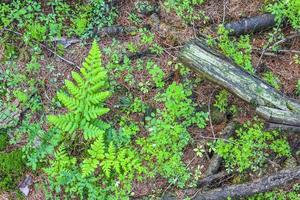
xmin=265 ymin=123 xmax=300 ymax=133
xmin=224 ymin=14 xmax=276 ymax=36
xmin=204 ymin=122 xmax=236 ymax=176
xmin=179 ymin=39 xmax=300 ymax=128
xmin=193 ymin=166 xmax=300 ymax=200
xmin=197 ymin=171 xmax=230 ymax=188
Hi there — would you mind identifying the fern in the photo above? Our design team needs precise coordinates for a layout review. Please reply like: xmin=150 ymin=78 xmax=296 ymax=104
xmin=82 ymin=140 xmax=145 ymax=179
xmin=47 ymin=41 xmax=111 ymax=140
xmin=45 ymin=41 xmax=145 ymax=199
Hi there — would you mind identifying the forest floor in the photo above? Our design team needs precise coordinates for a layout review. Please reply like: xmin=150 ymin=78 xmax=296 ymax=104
xmin=0 ymin=0 xmax=299 ymax=199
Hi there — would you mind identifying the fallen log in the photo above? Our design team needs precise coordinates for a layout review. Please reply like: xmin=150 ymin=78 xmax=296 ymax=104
xmin=193 ymin=166 xmax=300 ymax=200
xmin=224 ymin=14 xmax=276 ymax=36
xmin=179 ymin=39 xmax=300 ymax=129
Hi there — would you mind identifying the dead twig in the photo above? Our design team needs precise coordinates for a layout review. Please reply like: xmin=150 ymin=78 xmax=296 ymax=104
xmin=2 ymin=28 xmax=80 ymax=69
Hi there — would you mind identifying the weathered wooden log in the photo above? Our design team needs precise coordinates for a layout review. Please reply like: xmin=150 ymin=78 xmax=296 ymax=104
xmin=224 ymin=14 xmax=276 ymax=36
xmin=179 ymin=39 xmax=300 ymax=128
xmin=193 ymin=166 xmax=300 ymax=200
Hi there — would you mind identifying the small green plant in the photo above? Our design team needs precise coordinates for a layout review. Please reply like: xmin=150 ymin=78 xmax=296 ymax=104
xmin=296 ymin=80 xmax=300 ymax=96
xmin=217 ymin=25 xmax=254 ymax=74
xmin=248 ymin=184 xmax=300 ymax=200
xmin=0 ymin=134 xmax=8 ymax=151
xmin=212 ymin=120 xmax=291 ymax=172
xmin=164 ymin=0 xmax=207 ymax=23
xmin=137 ymin=83 xmax=208 ymax=187
xmin=47 ymin=41 xmax=111 ymax=139
xmin=266 ymin=0 xmax=300 ymax=31
xmin=294 ymin=55 xmax=300 ymax=65
xmin=262 ymin=71 xmax=281 ymax=90
xmin=146 ymin=60 xmax=165 ymax=88
xmin=214 ymin=89 xmax=229 ymax=113
xmin=0 ymin=134 xmax=26 ymax=191
xmin=45 ymin=41 xmax=146 ymax=199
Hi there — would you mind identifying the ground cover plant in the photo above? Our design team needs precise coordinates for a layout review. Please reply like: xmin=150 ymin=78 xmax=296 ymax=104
xmin=0 ymin=0 xmax=299 ymax=199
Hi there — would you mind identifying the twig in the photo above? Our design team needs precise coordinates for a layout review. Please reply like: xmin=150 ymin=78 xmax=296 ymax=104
xmin=208 ymin=90 xmax=216 ymax=138
xmin=268 ymin=33 xmax=300 ymax=51
xmin=256 ymin=25 xmax=281 ymax=68
xmin=253 ymin=47 xmax=300 ymax=55
xmin=222 ymin=0 xmax=227 ymax=24
xmin=2 ymin=28 xmax=80 ymax=69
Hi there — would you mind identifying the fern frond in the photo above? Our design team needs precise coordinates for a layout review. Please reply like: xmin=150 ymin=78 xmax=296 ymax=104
xmin=47 ymin=113 xmax=79 ymax=133
xmin=48 ymin=40 xmax=110 ymax=139
xmin=71 ymin=71 xmax=85 ymax=88
xmin=100 ymin=142 xmax=116 ymax=178
xmin=101 ymin=159 xmax=112 ymax=178
xmin=84 ymin=107 xmax=110 ymax=121
xmin=88 ymin=133 xmax=105 ymax=160
xmin=81 ymin=158 xmax=99 ymax=177
xmin=107 ymin=142 xmax=116 ymax=161
xmin=83 ymin=123 xmax=104 ymax=140
xmin=86 ymin=92 xmax=110 ymax=104
xmin=65 ymin=80 xmax=81 ymax=98
xmin=57 ymin=92 xmax=79 ymax=111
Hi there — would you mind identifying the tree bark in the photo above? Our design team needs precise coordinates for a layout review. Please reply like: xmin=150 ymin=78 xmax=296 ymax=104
xmin=179 ymin=39 xmax=300 ymax=129
xmin=193 ymin=166 xmax=300 ymax=200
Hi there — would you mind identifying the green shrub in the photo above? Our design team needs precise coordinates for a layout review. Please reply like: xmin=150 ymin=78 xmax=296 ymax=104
xmin=296 ymin=80 xmax=300 ymax=96
xmin=215 ymin=25 xmax=254 ymax=73
xmin=262 ymin=71 xmax=281 ymax=90
xmin=164 ymin=0 xmax=207 ymax=23
xmin=266 ymin=0 xmax=300 ymax=31
xmin=214 ymin=89 xmax=229 ymax=113
xmin=0 ymin=134 xmax=8 ymax=151
xmin=137 ymin=83 xmax=208 ymax=187
xmin=248 ymin=184 xmax=300 ymax=200
xmin=212 ymin=120 xmax=291 ymax=172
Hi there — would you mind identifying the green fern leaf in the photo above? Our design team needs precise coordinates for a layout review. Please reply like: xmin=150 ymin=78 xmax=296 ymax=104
xmin=81 ymin=158 xmax=99 ymax=177
xmin=47 ymin=40 xmax=110 ymax=138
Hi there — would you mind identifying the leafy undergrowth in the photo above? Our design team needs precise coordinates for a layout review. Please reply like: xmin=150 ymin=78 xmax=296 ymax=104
xmin=0 ymin=0 xmax=299 ymax=199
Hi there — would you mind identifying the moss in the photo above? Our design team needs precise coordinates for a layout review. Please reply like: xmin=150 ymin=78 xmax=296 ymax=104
xmin=0 ymin=134 xmax=8 ymax=151
xmin=0 ymin=135 xmax=26 ymax=191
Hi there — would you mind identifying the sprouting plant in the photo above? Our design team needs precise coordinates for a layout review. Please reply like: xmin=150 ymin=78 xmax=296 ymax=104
xmin=248 ymin=183 xmax=300 ymax=200
xmin=212 ymin=120 xmax=291 ymax=172
xmin=214 ymin=89 xmax=229 ymax=113
xmin=294 ymin=55 xmax=300 ymax=65
xmin=262 ymin=71 xmax=281 ymax=90
xmin=140 ymin=28 xmax=155 ymax=45
xmin=217 ymin=25 xmax=254 ymax=74
xmin=296 ymin=80 xmax=300 ymax=96
xmin=146 ymin=61 xmax=165 ymax=88
xmin=137 ymin=83 xmax=208 ymax=187
xmin=164 ymin=0 xmax=207 ymax=23
xmin=266 ymin=0 xmax=300 ymax=31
